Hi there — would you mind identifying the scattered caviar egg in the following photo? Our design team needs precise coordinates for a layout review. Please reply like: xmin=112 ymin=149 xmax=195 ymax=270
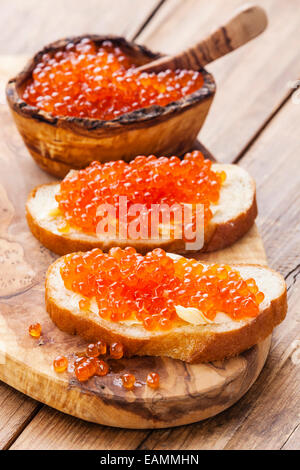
xmin=122 ymin=373 xmax=135 ymax=390
xmin=29 ymin=323 xmax=42 ymax=338
xmin=110 ymin=342 xmax=124 ymax=359
xmin=55 ymin=151 xmax=225 ymax=238
xmin=60 ymin=248 xmax=264 ymax=331
xmin=74 ymin=356 xmax=86 ymax=368
xmin=95 ymin=359 xmax=109 ymax=376
xmin=146 ymin=372 xmax=160 ymax=389
xmin=22 ymin=38 xmax=204 ymax=121
xmin=86 ymin=343 xmax=100 ymax=357
xmin=75 ymin=364 xmax=91 ymax=382
xmin=96 ymin=340 xmax=107 ymax=356
xmin=74 ymin=357 xmax=97 ymax=382
xmin=53 ymin=355 xmax=68 ymax=373
xmin=86 ymin=340 xmax=107 ymax=357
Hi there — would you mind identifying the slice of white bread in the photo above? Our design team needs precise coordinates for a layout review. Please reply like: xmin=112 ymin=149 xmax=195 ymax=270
xmin=26 ymin=163 xmax=257 ymax=255
xmin=45 ymin=254 xmax=287 ymax=363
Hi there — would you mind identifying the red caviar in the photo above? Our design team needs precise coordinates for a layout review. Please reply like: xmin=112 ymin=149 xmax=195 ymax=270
xmin=122 ymin=373 xmax=135 ymax=390
xmin=55 ymin=151 xmax=226 ymax=238
xmin=75 ymin=357 xmax=97 ymax=382
xmin=74 ymin=354 xmax=109 ymax=382
xmin=147 ymin=372 xmax=160 ymax=389
xmin=86 ymin=341 xmax=107 ymax=357
xmin=22 ymin=38 xmax=204 ymax=121
xmin=29 ymin=323 xmax=42 ymax=338
xmin=60 ymin=247 xmax=265 ymax=331
xmin=95 ymin=359 xmax=109 ymax=377
xmin=53 ymin=355 xmax=68 ymax=373
xmin=110 ymin=342 xmax=124 ymax=359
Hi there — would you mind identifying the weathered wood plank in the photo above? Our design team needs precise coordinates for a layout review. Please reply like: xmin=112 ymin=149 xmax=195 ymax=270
xmin=138 ymin=0 xmax=300 ymax=163
xmin=10 ymin=408 xmax=150 ymax=450
xmin=139 ymin=97 xmax=300 ymax=450
xmin=0 ymin=0 xmax=162 ymax=54
xmin=0 ymin=382 xmax=39 ymax=450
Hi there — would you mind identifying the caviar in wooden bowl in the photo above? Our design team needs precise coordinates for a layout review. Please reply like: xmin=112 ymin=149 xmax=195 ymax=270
xmin=6 ymin=35 xmax=215 ymax=178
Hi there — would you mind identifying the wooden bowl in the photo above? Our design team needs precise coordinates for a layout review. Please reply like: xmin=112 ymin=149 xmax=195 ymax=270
xmin=6 ymin=35 xmax=216 ymax=178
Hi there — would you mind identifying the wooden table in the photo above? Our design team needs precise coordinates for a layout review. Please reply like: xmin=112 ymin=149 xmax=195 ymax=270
xmin=0 ymin=0 xmax=299 ymax=450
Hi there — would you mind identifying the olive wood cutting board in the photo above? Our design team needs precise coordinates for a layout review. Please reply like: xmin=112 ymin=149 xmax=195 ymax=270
xmin=0 ymin=65 xmax=270 ymax=428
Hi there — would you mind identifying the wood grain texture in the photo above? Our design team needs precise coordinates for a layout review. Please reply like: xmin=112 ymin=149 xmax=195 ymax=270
xmin=0 ymin=0 xmax=162 ymax=54
xmin=10 ymin=408 xmax=150 ymax=450
xmin=0 ymin=88 xmax=270 ymax=430
xmin=138 ymin=0 xmax=300 ymax=162
xmin=138 ymin=98 xmax=300 ymax=450
xmin=0 ymin=382 xmax=39 ymax=450
xmin=138 ymin=5 xmax=267 ymax=72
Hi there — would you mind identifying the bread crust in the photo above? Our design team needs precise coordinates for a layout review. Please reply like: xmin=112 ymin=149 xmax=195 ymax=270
xmin=45 ymin=258 xmax=287 ymax=363
xmin=26 ymin=176 xmax=257 ymax=256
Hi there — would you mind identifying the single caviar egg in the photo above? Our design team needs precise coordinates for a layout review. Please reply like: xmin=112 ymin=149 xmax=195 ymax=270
xmin=29 ymin=323 xmax=42 ymax=338
xmin=146 ymin=372 xmax=160 ymax=389
xmin=75 ymin=364 xmax=91 ymax=382
xmin=95 ymin=359 xmax=109 ymax=376
xmin=53 ymin=355 xmax=68 ymax=373
xmin=122 ymin=373 xmax=135 ymax=390
xmin=110 ymin=342 xmax=124 ymax=359
xmin=22 ymin=38 xmax=204 ymax=121
xmin=96 ymin=340 xmax=107 ymax=356
xmin=55 ymin=151 xmax=225 ymax=239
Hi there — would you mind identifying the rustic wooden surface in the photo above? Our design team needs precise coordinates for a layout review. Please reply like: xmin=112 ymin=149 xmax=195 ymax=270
xmin=0 ymin=88 xmax=271 ymax=428
xmin=0 ymin=0 xmax=299 ymax=450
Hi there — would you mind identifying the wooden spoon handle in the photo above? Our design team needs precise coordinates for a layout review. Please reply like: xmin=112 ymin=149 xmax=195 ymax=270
xmin=138 ymin=5 xmax=267 ymax=73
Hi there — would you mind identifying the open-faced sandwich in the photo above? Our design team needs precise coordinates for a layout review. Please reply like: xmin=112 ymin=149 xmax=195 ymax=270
xmin=45 ymin=247 xmax=287 ymax=363
xmin=27 ymin=151 xmax=257 ymax=255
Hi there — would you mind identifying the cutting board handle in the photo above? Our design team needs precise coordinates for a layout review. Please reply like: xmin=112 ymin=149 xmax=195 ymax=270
xmin=138 ymin=4 xmax=268 ymax=73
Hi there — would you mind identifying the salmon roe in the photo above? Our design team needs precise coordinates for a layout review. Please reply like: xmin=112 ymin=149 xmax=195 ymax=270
xmin=55 ymin=151 xmax=226 ymax=238
xmin=110 ymin=342 xmax=124 ymax=359
xmin=74 ymin=356 xmax=109 ymax=382
xmin=86 ymin=341 xmax=107 ymax=357
xmin=147 ymin=372 xmax=160 ymax=389
xmin=122 ymin=373 xmax=136 ymax=390
xmin=22 ymin=38 xmax=204 ymax=121
xmin=60 ymin=247 xmax=265 ymax=331
xmin=28 ymin=323 xmax=42 ymax=338
xmin=53 ymin=355 xmax=68 ymax=373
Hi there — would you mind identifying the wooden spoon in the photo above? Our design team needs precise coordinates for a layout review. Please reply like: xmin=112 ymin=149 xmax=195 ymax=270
xmin=138 ymin=4 xmax=267 ymax=73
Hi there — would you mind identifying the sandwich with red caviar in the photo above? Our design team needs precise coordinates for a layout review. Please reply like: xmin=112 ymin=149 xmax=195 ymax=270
xmin=45 ymin=247 xmax=287 ymax=363
xmin=27 ymin=151 xmax=257 ymax=255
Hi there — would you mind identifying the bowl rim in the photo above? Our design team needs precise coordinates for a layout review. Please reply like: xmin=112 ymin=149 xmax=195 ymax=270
xmin=6 ymin=34 xmax=216 ymax=132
